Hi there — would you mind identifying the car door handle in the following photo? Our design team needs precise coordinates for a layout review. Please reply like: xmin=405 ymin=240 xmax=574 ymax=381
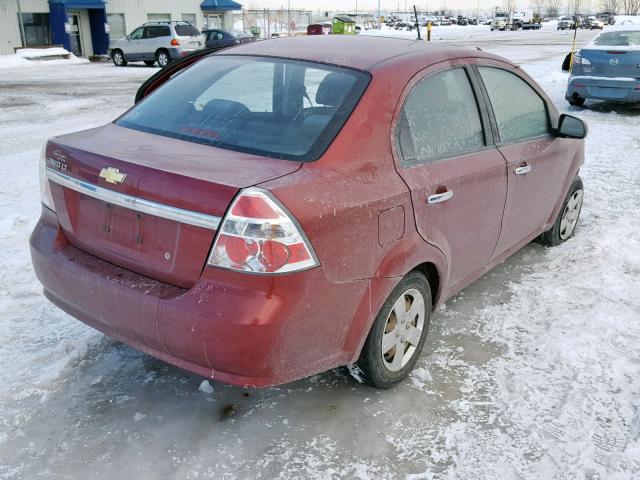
xmin=427 ymin=190 xmax=453 ymax=204
xmin=515 ymin=165 xmax=532 ymax=175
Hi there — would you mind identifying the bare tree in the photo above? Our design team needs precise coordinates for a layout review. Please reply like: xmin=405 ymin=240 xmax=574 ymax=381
xmin=545 ymin=0 xmax=563 ymax=17
xmin=569 ymin=0 xmax=584 ymax=14
xmin=504 ymin=0 xmax=517 ymax=13
xmin=531 ymin=0 xmax=546 ymax=14
xmin=600 ymin=0 xmax=620 ymax=13
xmin=622 ymin=0 xmax=640 ymax=14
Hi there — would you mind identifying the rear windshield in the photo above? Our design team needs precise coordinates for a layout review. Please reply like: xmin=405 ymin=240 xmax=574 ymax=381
xmin=116 ymin=56 xmax=370 ymax=161
xmin=593 ymin=31 xmax=640 ymax=47
xmin=175 ymin=24 xmax=201 ymax=36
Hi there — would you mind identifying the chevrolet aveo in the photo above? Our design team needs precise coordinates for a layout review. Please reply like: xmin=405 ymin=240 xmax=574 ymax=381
xmin=31 ymin=37 xmax=587 ymax=389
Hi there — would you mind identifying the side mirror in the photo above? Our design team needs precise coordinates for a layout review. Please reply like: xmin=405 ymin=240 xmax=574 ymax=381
xmin=557 ymin=113 xmax=587 ymax=139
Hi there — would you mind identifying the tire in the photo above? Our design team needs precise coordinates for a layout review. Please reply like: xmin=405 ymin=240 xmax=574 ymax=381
xmin=111 ymin=49 xmax=127 ymax=67
xmin=350 ymin=271 xmax=431 ymax=389
xmin=144 ymin=60 xmax=156 ymax=67
xmin=156 ymin=49 xmax=171 ymax=68
xmin=538 ymin=176 xmax=584 ymax=247
xmin=568 ymin=95 xmax=585 ymax=107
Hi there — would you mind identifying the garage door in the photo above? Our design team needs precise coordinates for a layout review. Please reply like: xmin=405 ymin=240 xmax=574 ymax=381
xmin=147 ymin=14 xmax=171 ymax=23
xmin=107 ymin=14 xmax=126 ymax=40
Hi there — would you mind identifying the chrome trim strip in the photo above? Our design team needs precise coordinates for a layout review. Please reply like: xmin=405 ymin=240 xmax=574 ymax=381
xmin=46 ymin=167 xmax=221 ymax=230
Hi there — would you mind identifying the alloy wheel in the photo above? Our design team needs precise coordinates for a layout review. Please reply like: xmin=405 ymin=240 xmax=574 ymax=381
xmin=158 ymin=52 xmax=169 ymax=67
xmin=559 ymin=189 xmax=583 ymax=240
xmin=381 ymin=288 xmax=425 ymax=372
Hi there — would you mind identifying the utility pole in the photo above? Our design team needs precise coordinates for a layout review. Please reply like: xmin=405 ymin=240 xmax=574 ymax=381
xmin=288 ymin=0 xmax=291 ymax=35
xmin=378 ymin=0 xmax=381 ymax=22
xmin=16 ymin=0 xmax=27 ymax=47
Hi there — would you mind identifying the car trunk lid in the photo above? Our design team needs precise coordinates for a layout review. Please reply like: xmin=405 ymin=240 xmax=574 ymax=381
xmin=580 ymin=48 xmax=640 ymax=79
xmin=46 ymin=123 xmax=301 ymax=288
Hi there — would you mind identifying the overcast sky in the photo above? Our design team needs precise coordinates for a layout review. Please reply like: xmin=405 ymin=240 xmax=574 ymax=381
xmin=240 ymin=0 xmax=528 ymax=14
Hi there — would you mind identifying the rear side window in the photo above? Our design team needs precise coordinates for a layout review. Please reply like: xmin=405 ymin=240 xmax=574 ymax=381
xmin=175 ymin=24 xmax=201 ymax=36
xmin=144 ymin=26 xmax=170 ymax=38
xmin=478 ymin=67 xmax=549 ymax=143
xmin=116 ymin=56 xmax=370 ymax=161
xmin=398 ymin=68 xmax=485 ymax=166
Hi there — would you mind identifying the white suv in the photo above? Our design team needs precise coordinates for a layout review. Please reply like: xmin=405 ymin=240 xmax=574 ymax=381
xmin=110 ymin=21 xmax=205 ymax=68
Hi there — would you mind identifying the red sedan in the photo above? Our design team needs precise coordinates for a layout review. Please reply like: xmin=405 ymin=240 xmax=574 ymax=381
xmin=31 ymin=36 xmax=587 ymax=389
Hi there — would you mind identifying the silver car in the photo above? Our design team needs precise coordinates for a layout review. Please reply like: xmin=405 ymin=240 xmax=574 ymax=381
xmin=109 ymin=21 xmax=205 ymax=68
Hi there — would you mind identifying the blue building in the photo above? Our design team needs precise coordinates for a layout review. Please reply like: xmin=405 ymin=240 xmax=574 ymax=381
xmin=0 ymin=0 xmax=242 ymax=56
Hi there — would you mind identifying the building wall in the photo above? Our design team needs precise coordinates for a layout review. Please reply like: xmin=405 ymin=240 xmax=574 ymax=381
xmin=0 ymin=0 xmax=238 ymax=56
xmin=106 ymin=0 xmax=206 ymax=36
xmin=0 ymin=0 xmax=49 ymax=54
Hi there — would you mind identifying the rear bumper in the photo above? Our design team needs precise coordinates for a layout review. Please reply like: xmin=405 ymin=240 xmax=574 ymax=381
xmin=567 ymin=75 xmax=640 ymax=102
xmin=168 ymin=46 xmax=203 ymax=59
xmin=30 ymin=207 xmax=377 ymax=387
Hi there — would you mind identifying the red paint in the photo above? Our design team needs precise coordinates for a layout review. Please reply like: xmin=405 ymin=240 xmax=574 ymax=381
xmin=30 ymin=37 xmax=584 ymax=387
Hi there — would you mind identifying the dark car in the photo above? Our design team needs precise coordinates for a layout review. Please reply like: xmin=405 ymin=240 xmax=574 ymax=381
xmin=32 ymin=37 xmax=586 ymax=389
xmin=203 ymin=29 xmax=256 ymax=49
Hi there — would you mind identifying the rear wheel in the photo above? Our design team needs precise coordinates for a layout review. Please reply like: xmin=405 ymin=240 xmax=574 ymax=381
xmin=144 ymin=60 xmax=156 ymax=67
xmin=568 ymin=95 xmax=585 ymax=106
xmin=156 ymin=49 xmax=171 ymax=68
xmin=350 ymin=271 xmax=431 ymax=389
xmin=111 ymin=49 xmax=127 ymax=67
xmin=538 ymin=176 xmax=584 ymax=247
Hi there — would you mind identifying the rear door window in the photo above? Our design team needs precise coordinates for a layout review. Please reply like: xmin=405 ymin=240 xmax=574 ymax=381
xmin=397 ymin=68 xmax=485 ymax=166
xmin=116 ymin=56 xmax=370 ymax=161
xmin=478 ymin=67 xmax=549 ymax=143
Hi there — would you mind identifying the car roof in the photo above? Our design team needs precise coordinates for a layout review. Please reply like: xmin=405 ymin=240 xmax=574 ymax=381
xmin=216 ymin=36 xmax=504 ymax=71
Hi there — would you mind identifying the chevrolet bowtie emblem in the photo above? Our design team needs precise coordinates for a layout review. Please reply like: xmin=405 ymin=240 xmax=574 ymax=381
xmin=99 ymin=167 xmax=127 ymax=185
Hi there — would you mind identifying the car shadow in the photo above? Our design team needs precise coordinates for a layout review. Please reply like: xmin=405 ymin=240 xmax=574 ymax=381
xmin=4 ymin=242 xmax=550 ymax=478
xmin=583 ymin=100 xmax=640 ymax=116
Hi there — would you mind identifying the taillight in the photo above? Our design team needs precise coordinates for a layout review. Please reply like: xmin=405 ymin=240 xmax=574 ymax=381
xmin=573 ymin=54 xmax=591 ymax=65
xmin=171 ymin=38 xmax=180 ymax=46
xmin=39 ymin=146 xmax=56 ymax=212
xmin=207 ymin=187 xmax=319 ymax=274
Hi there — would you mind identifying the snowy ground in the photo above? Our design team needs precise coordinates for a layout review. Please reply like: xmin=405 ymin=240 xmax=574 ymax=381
xmin=1 ymin=25 xmax=640 ymax=479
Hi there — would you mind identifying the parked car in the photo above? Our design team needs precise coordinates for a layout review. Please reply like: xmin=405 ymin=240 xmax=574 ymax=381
xmin=567 ymin=26 xmax=640 ymax=105
xmin=557 ymin=17 xmax=574 ymax=30
xmin=588 ymin=17 xmax=605 ymax=29
xmin=203 ymin=29 xmax=256 ymax=49
xmin=109 ymin=21 xmax=204 ymax=68
xmin=33 ymin=37 xmax=586 ymax=389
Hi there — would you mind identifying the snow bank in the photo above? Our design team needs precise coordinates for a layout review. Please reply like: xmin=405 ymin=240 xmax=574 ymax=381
xmin=0 ymin=48 xmax=87 ymax=70
xmin=15 ymin=47 xmax=71 ymax=59
xmin=615 ymin=15 xmax=640 ymax=26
